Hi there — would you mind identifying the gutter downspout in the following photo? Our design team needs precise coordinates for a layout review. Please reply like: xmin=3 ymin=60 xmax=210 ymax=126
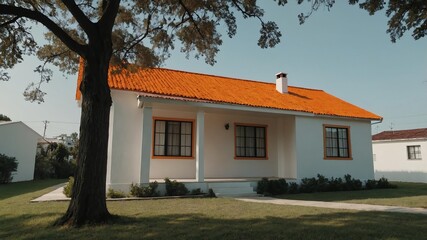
xmin=371 ymin=118 xmax=383 ymax=125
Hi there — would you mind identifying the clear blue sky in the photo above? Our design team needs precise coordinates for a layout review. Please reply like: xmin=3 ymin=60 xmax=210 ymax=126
xmin=0 ymin=1 xmax=426 ymax=137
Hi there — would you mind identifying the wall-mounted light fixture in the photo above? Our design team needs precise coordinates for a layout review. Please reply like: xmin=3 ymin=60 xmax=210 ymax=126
xmin=224 ymin=123 xmax=230 ymax=130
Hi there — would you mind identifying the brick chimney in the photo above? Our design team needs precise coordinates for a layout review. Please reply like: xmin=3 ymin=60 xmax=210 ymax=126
xmin=276 ymin=72 xmax=288 ymax=94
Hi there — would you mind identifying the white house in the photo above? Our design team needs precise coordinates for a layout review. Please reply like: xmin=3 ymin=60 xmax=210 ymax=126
xmin=372 ymin=128 xmax=427 ymax=183
xmin=76 ymin=67 xmax=381 ymax=195
xmin=0 ymin=121 xmax=42 ymax=182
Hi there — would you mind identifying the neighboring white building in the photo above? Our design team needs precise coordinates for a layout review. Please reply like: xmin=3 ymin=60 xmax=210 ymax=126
xmin=373 ymin=128 xmax=427 ymax=183
xmin=76 ymin=67 xmax=382 ymax=195
xmin=39 ymin=134 xmax=75 ymax=150
xmin=0 ymin=121 xmax=42 ymax=182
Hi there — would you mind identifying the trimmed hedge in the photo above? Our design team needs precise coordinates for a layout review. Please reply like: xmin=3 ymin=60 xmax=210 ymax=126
xmin=257 ymin=174 xmax=397 ymax=196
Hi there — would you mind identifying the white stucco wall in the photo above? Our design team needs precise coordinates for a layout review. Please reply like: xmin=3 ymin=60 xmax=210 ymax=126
xmin=295 ymin=116 xmax=374 ymax=181
xmin=107 ymin=91 xmax=143 ymax=186
xmin=373 ymin=139 xmax=427 ymax=182
xmin=106 ymin=90 xmax=299 ymax=189
xmin=106 ymin=90 xmax=375 ymax=190
xmin=0 ymin=122 xmax=40 ymax=182
xmin=203 ymin=112 xmax=279 ymax=178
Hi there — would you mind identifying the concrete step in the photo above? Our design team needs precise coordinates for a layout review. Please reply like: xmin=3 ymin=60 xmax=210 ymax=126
xmin=211 ymin=186 xmax=255 ymax=194
xmin=208 ymin=181 xmax=257 ymax=197
xmin=208 ymin=181 xmax=253 ymax=188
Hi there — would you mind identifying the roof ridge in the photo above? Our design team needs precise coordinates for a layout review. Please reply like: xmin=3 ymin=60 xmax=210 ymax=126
xmin=154 ymin=67 xmax=323 ymax=92
xmin=377 ymin=128 xmax=427 ymax=133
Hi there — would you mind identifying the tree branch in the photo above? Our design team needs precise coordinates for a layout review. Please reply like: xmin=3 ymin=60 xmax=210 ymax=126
xmin=178 ymin=0 xmax=205 ymax=40
xmin=60 ymin=0 xmax=95 ymax=35
xmin=0 ymin=4 xmax=87 ymax=56
xmin=0 ymin=16 xmax=21 ymax=28
xmin=98 ymin=0 xmax=121 ymax=32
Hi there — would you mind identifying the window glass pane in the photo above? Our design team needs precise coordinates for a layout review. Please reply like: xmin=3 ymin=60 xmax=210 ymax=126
xmin=236 ymin=125 xmax=266 ymax=158
xmin=245 ymin=127 xmax=255 ymax=137
xmin=332 ymin=148 xmax=338 ymax=157
xmin=181 ymin=122 xmax=191 ymax=134
xmin=256 ymin=127 xmax=265 ymax=138
xmin=246 ymin=147 xmax=255 ymax=157
xmin=325 ymin=126 xmax=351 ymax=158
xmin=236 ymin=126 xmax=244 ymax=137
xmin=154 ymin=146 xmax=164 ymax=156
xmin=245 ymin=135 xmax=255 ymax=148
xmin=236 ymin=137 xmax=244 ymax=147
xmin=156 ymin=121 xmax=165 ymax=132
xmin=154 ymin=120 xmax=193 ymax=157
xmin=340 ymin=149 xmax=348 ymax=158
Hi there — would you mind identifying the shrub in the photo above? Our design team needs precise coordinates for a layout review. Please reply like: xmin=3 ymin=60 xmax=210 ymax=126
xmin=207 ymin=188 xmax=216 ymax=197
xmin=377 ymin=177 xmax=397 ymax=189
xmin=299 ymin=177 xmax=318 ymax=193
xmin=63 ymin=176 xmax=74 ymax=197
xmin=190 ymin=188 xmax=204 ymax=195
xmin=130 ymin=181 xmax=160 ymax=197
xmin=316 ymin=174 xmax=330 ymax=192
xmin=328 ymin=177 xmax=343 ymax=191
xmin=343 ymin=174 xmax=362 ymax=191
xmin=256 ymin=177 xmax=269 ymax=194
xmin=257 ymin=178 xmax=288 ymax=195
xmin=34 ymin=150 xmax=53 ymax=179
xmin=107 ymin=188 xmax=127 ymax=198
xmin=50 ymin=144 xmax=76 ymax=179
xmin=0 ymin=154 xmax=18 ymax=184
xmin=288 ymin=182 xmax=299 ymax=194
xmin=164 ymin=178 xmax=189 ymax=196
xmin=365 ymin=179 xmax=377 ymax=190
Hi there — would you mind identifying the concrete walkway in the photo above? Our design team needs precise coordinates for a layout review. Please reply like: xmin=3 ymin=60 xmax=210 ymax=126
xmin=235 ymin=196 xmax=427 ymax=215
xmin=31 ymin=184 xmax=70 ymax=202
xmin=32 ymin=186 xmax=427 ymax=216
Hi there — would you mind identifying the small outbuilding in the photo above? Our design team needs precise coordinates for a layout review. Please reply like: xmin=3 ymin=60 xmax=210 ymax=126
xmin=0 ymin=121 xmax=42 ymax=182
xmin=373 ymin=128 xmax=427 ymax=183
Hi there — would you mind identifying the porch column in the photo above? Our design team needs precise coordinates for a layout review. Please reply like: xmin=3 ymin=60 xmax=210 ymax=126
xmin=196 ymin=111 xmax=205 ymax=182
xmin=277 ymin=118 xmax=286 ymax=178
xmin=140 ymin=105 xmax=152 ymax=184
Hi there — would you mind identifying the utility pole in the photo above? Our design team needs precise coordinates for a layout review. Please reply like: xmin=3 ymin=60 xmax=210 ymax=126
xmin=42 ymin=120 xmax=49 ymax=138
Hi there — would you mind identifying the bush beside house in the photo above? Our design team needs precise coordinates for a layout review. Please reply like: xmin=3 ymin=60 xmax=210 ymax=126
xmin=34 ymin=143 xmax=76 ymax=180
xmin=257 ymin=174 xmax=396 ymax=196
xmin=0 ymin=153 xmax=18 ymax=184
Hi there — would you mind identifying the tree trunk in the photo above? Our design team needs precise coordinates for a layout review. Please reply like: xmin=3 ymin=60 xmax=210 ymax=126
xmin=55 ymin=31 xmax=113 ymax=227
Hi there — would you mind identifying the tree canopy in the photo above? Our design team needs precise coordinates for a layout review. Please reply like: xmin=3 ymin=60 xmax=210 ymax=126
xmin=0 ymin=114 xmax=11 ymax=121
xmin=0 ymin=0 xmax=425 ymax=227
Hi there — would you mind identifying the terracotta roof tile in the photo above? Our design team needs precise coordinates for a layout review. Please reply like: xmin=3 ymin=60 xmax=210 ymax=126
xmin=372 ymin=128 xmax=427 ymax=140
xmin=76 ymin=66 xmax=381 ymax=120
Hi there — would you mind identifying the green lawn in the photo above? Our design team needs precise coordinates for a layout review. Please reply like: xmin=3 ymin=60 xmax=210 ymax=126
xmin=276 ymin=182 xmax=427 ymax=208
xmin=1 ymin=180 xmax=427 ymax=239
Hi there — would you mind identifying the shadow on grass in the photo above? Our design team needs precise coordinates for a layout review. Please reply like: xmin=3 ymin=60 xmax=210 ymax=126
xmin=1 ymin=211 xmax=426 ymax=239
xmin=0 ymin=179 xmax=66 ymax=200
xmin=276 ymin=182 xmax=427 ymax=202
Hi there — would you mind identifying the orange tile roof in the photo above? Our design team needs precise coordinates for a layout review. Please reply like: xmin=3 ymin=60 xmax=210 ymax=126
xmin=76 ymin=65 xmax=381 ymax=120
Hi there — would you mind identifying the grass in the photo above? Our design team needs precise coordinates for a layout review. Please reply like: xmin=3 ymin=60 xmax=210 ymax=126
xmin=276 ymin=182 xmax=427 ymax=208
xmin=0 ymin=180 xmax=427 ymax=239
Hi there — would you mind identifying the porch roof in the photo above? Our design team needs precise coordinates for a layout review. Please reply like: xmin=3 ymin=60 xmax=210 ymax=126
xmin=76 ymin=65 xmax=381 ymax=121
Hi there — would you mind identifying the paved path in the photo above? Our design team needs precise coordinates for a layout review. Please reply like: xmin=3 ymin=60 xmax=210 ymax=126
xmin=32 ymin=186 xmax=427 ymax=216
xmin=31 ymin=184 xmax=69 ymax=202
xmin=235 ymin=196 xmax=427 ymax=215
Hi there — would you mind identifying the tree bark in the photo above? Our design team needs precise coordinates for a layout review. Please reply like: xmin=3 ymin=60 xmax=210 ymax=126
xmin=55 ymin=26 xmax=113 ymax=227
